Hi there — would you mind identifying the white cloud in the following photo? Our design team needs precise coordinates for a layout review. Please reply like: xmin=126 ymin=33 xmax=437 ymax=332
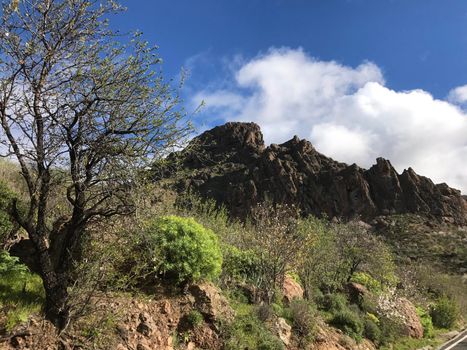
xmin=448 ymin=84 xmax=467 ymax=104
xmin=192 ymin=47 xmax=467 ymax=193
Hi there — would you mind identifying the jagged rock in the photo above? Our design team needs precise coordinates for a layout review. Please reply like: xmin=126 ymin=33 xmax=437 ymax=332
xmin=189 ymin=283 xmax=235 ymax=322
xmin=271 ymin=317 xmax=292 ymax=346
xmin=136 ymin=312 xmax=154 ymax=337
xmin=161 ymin=122 xmax=467 ymax=224
xmin=282 ymin=275 xmax=304 ymax=304
xmin=116 ymin=325 xmax=129 ymax=341
xmin=190 ymin=323 xmax=222 ymax=349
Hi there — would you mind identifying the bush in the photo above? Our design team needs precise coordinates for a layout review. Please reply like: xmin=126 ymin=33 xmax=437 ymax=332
xmin=257 ymin=304 xmax=273 ymax=322
xmin=363 ymin=317 xmax=381 ymax=344
xmin=246 ymin=203 xmax=309 ymax=303
xmin=416 ymin=307 xmax=434 ymax=338
xmin=186 ymin=310 xmax=204 ymax=328
xmin=430 ymin=296 xmax=459 ymax=329
xmin=330 ymin=309 xmax=364 ymax=341
xmin=319 ymin=293 xmax=348 ymax=313
xmin=288 ymin=300 xmax=316 ymax=340
xmin=222 ymin=245 xmax=261 ymax=284
xmin=146 ymin=216 xmax=222 ymax=284
xmin=350 ymin=272 xmax=382 ymax=294
xmin=378 ymin=316 xmax=404 ymax=346
xmin=222 ymin=314 xmax=284 ymax=350
xmin=359 ymin=295 xmax=379 ymax=315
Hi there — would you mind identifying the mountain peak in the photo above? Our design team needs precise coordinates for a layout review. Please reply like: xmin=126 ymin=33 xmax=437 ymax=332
xmin=164 ymin=122 xmax=467 ymax=224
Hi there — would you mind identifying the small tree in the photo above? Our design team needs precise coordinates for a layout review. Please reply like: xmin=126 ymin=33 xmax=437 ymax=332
xmin=334 ymin=221 xmax=396 ymax=287
xmin=296 ymin=216 xmax=340 ymax=296
xmin=245 ymin=203 xmax=309 ymax=303
xmin=0 ymin=0 xmax=189 ymax=329
xmin=298 ymin=220 xmax=396 ymax=295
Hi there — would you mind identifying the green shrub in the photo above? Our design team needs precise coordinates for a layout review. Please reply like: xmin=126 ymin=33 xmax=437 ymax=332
xmin=0 ymin=250 xmax=44 ymax=330
xmin=416 ymin=307 xmax=434 ymax=338
xmin=270 ymin=303 xmax=284 ymax=317
xmin=363 ymin=317 xmax=381 ymax=344
xmin=319 ymin=293 xmax=348 ymax=313
xmin=359 ymin=294 xmax=379 ymax=315
xmin=186 ymin=310 xmax=204 ymax=328
xmin=286 ymin=272 xmax=302 ymax=286
xmin=366 ymin=312 xmax=379 ymax=324
xmin=228 ymin=287 xmax=251 ymax=305
xmin=146 ymin=216 xmax=222 ymax=284
xmin=222 ymin=314 xmax=284 ymax=350
xmin=222 ymin=245 xmax=260 ymax=283
xmin=430 ymin=296 xmax=459 ymax=329
xmin=330 ymin=309 xmax=364 ymax=341
xmin=350 ymin=272 xmax=382 ymax=294
xmin=378 ymin=316 xmax=404 ymax=346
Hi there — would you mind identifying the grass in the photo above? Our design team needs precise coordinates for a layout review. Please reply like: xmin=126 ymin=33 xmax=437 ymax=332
xmin=0 ymin=251 xmax=45 ymax=331
xmin=379 ymin=329 xmax=446 ymax=350
xmin=222 ymin=289 xmax=284 ymax=350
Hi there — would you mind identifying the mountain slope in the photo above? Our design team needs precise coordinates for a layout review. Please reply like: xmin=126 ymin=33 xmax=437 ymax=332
xmin=161 ymin=122 xmax=467 ymax=225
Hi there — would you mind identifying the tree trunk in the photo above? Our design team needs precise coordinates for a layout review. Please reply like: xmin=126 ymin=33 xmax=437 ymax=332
xmin=44 ymin=277 xmax=70 ymax=331
xmin=28 ymin=222 xmax=72 ymax=331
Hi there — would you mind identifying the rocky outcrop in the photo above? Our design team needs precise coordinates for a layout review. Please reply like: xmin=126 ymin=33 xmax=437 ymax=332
xmin=282 ymin=275 xmax=304 ymax=305
xmin=188 ymin=283 xmax=235 ymax=323
xmin=312 ymin=321 xmax=376 ymax=350
xmin=162 ymin=122 xmax=467 ymax=224
xmin=271 ymin=317 xmax=292 ymax=346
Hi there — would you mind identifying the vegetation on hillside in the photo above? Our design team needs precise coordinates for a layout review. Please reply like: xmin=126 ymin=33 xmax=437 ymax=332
xmin=0 ymin=1 xmax=464 ymax=349
xmin=0 ymin=161 xmax=465 ymax=348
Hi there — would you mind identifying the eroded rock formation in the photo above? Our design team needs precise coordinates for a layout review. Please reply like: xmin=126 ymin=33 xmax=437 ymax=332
xmin=162 ymin=122 xmax=467 ymax=224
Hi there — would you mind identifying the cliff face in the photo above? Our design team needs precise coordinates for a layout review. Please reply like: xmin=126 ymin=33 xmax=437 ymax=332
xmin=164 ymin=122 xmax=467 ymax=224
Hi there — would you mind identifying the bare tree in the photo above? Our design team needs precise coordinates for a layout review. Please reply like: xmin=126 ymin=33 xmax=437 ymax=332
xmin=246 ymin=203 xmax=308 ymax=303
xmin=0 ymin=0 xmax=190 ymax=329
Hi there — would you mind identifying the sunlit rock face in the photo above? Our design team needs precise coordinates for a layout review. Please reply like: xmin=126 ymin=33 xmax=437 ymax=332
xmin=162 ymin=122 xmax=467 ymax=224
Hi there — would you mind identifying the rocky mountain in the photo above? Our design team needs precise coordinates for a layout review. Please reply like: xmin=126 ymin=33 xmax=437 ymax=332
xmin=161 ymin=122 xmax=467 ymax=225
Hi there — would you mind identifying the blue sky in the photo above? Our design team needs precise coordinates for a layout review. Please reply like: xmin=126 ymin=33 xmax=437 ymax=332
xmin=113 ymin=1 xmax=467 ymax=192
xmin=115 ymin=0 xmax=467 ymax=98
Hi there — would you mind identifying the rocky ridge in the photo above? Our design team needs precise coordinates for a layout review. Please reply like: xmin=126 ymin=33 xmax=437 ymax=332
xmin=162 ymin=122 xmax=467 ymax=224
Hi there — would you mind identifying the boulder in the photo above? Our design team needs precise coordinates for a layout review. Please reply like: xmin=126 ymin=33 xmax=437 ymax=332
xmin=282 ymin=275 xmax=304 ymax=304
xmin=189 ymin=283 xmax=235 ymax=322
xmin=397 ymin=298 xmax=424 ymax=339
xmin=271 ymin=317 xmax=292 ymax=346
xmin=377 ymin=295 xmax=423 ymax=339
